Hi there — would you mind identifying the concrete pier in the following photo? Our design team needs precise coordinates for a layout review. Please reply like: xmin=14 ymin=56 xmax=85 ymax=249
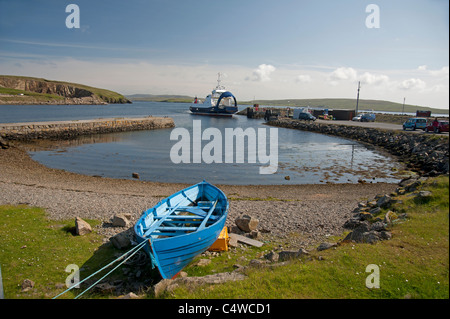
xmin=0 ymin=116 xmax=175 ymax=140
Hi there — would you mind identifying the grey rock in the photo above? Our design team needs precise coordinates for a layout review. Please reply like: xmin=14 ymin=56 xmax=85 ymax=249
xmin=153 ymin=279 xmax=173 ymax=297
xmin=249 ymin=230 xmax=260 ymax=239
xmin=317 ymin=242 xmax=337 ymax=251
xmin=110 ymin=232 xmax=131 ymax=250
xmin=369 ymin=207 xmax=381 ymax=216
xmin=117 ymin=292 xmax=140 ymax=299
xmin=359 ymin=212 xmax=373 ymax=221
xmin=370 ymin=221 xmax=386 ymax=232
xmin=264 ymin=251 xmax=279 ymax=262
xmin=153 ymin=272 xmax=246 ymax=296
xmin=357 ymin=202 xmax=367 ymax=208
xmin=278 ymin=250 xmax=300 ymax=261
xmin=75 ymin=217 xmax=92 ymax=236
xmin=96 ymin=282 xmax=115 ymax=293
xmin=418 ymin=191 xmax=432 ymax=199
xmin=229 ymin=225 xmax=245 ymax=234
xmin=249 ymin=259 xmax=267 ymax=267
xmin=21 ymin=279 xmax=35 ymax=292
xmin=362 ymin=231 xmax=381 ymax=244
xmin=398 ymin=176 xmax=414 ymax=188
xmin=0 ymin=136 xmax=10 ymax=149
xmin=112 ymin=213 xmax=132 ymax=227
xmin=380 ymin=231 xmax=392 ymax=240
xmin=235 ymin=214 xmax=259 ymax=233
xmin=344 ymin=218 xmax=366 ymax=229
xmin=368 ymin=200 xmax=378 ymax=208
xmin=405 ymin=181 xmax=422 ymax=192
xmin=376 ymin=195 xmax=392 ymax=208
xmin=298 ymin=248 xmax=309 ymax=256
xmin=195 ymin=259 xmax=211 ymax=267
xmin=343 ymin=223 xmax=370 ymax=242
xmin=228 ymin=234 xmax=239 ymax=247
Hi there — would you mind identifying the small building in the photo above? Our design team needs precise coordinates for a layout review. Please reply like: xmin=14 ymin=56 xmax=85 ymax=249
xmin=331 ymin=109 xmax=356 ymax=121
xmin=416 ymin=110 xmax=431 ymax=117
xmin=311 ymin=109 xmax=355 ymax=121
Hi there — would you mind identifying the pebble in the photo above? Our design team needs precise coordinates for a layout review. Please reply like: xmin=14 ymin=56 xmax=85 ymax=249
xmin=0 ymin=147 xmax=399 ymax=246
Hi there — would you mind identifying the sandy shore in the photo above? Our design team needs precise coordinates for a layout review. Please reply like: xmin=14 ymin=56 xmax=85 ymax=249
xmin=0 ymin=145 xmax=398 ymax=249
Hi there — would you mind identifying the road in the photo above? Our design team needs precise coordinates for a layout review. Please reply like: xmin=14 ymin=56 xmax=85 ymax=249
xmin=315 ymin=119 xmax=449 ymax=135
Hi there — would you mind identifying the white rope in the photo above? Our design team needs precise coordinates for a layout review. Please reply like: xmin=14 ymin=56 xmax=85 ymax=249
xmin=52 ymin=240 xmax=147 ymax=299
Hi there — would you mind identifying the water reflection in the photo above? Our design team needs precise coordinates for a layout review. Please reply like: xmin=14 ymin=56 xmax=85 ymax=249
xmin=21 ymin=134 xmax=126 ymax=152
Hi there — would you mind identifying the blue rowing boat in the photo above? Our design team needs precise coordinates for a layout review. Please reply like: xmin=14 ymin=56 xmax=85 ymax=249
xmin=134 ymin=181 xmax=229 ymax=279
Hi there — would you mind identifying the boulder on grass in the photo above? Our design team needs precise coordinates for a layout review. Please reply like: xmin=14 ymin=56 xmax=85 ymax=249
xmin=75 ymin=217 xmax=92 ymax=236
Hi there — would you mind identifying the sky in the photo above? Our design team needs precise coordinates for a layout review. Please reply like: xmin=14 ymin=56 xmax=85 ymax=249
xmin=0 ymin=0 xmax=448 ymax=109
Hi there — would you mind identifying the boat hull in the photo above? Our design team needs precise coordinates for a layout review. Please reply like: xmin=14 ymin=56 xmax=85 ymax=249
xmin=147 ymin=217 xmax=226 ymax=278
xmin=134 ymin=181 xmax=228 ymax=279
xmin=189 ymin=106 xmax=238 ymax=117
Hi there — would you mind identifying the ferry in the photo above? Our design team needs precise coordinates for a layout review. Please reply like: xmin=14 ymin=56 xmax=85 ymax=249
xmin=189 ymin=73 xmax=238 ymax=117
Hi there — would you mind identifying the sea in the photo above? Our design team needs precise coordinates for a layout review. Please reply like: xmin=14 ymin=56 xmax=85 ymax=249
xmin=0 ymin=102 xmax=404 ymax=185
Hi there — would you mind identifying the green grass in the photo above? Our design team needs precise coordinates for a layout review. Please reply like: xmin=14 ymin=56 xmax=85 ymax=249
xmin=0 ymin=205 xmax=114 ymax=299
xmin=0 ymin=87 xmax=64 ymax=100
xmin=0 ymin=176 xmax=448 ymax=299
xmin=0 ymin=75 xmax=129 ymax=104
xmin=168 ymin=176 xmax=449 ymax=299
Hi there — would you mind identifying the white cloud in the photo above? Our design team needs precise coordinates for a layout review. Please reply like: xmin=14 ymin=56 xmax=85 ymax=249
xmin=359 ymin=72 xmax=389 ymax=85
xmin=429 ymin=66 xmax=449 ymax=77
xmin=426 ymin=84 xmax=448 ymax=93
xmin=417 ymin=65 xmax=427 ymax=71
xmin=295 ymin=74 xmax=312 ymax=83
xmin=246 ymin=64 xmax=276 ymax=82
xmin=398 ymin=78 xmax=426 ymax=90
xmin=417 ymin=65 xmax=449 ymax=78
xmin=329 ymin=68 xmax=389 ymax=86
xmin=327 ymin=67 xmax=358 ymax=86
xmin=329 ymin=67 xmax=357 ymax=82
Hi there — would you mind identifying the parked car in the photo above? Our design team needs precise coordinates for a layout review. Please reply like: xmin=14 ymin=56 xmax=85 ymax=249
xmin=361 ymin=113 xmax=376 ymax=122
xmin=425 ymin=120 xmax=449 ymax=133
xmin=352 ymin=115 xmax=362 ymax=121
xmin=297 ymin=112 xmax=316 ymax=121
xmin=403 ymin=118 xmax=427 ymax=131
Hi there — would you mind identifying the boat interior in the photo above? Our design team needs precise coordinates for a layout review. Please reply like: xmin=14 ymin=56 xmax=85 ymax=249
xmin=137 ymin=185 xmax=226 ymax=239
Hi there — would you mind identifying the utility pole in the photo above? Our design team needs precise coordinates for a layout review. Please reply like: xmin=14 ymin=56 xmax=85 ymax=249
xmin=402 ymin=97 xmax=405 ymax=115
xmin=355 ymin=81 xmax=361 ymax=116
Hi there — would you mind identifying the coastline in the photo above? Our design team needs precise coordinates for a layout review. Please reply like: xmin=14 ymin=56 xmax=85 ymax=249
xmin=0 ymin=145 xmax=398 ymax=248
xmin=3 ymin=115 xmax=447 ymax=248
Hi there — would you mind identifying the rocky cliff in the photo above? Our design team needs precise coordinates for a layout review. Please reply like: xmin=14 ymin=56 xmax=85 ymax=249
xmin=0 ymin=75 xmax=131 ymax=105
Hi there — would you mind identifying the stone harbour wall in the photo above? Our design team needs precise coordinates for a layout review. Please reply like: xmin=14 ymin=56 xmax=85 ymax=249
xmin=0 ymin=116 xmax=175 ymax=141
xmin=268 ymin=118 xmax=449 ymax=176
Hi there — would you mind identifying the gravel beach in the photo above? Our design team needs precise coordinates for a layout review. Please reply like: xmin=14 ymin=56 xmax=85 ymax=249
xmin=0 ymin=145 xmax=398 ymax=249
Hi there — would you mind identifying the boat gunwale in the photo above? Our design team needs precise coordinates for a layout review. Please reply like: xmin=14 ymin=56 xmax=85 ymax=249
xmin=134 ymin=181 xmax=229 ymax=243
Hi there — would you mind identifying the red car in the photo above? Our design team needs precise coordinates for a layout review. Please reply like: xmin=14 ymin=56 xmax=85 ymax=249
xmin=425 ymin=120 xmax=449 ymax=133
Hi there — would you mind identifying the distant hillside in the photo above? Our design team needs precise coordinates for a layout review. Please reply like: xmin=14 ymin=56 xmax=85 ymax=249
xmin=0 ymin=75 xmax=131 ymax=105
xmin=126 ymin=94 xmax=193 ymax=103
xmin=242 ymin=98 xmax=449 ymax=115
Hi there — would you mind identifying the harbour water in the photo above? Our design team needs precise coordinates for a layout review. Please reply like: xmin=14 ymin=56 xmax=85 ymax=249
xmin=1 ymin=102 xmax=403 ymax=185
